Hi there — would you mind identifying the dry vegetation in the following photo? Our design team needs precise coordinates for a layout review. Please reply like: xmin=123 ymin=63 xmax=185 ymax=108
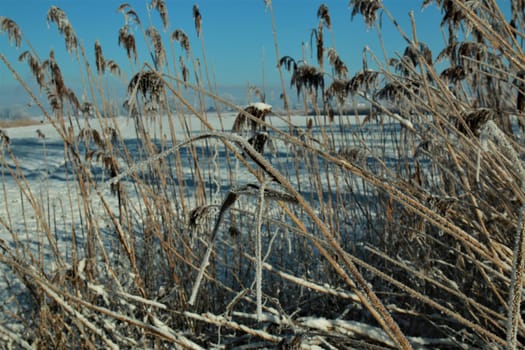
xmin=1 ymin=0 xmax=525 ymax=349
xmin=0 ymin=119 xmax=43 ymax=129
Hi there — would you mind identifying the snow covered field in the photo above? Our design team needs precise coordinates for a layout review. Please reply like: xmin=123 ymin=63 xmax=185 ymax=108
xmin=0 ymin=111 xmax=405 ymax=248
xmin=0 ymin=109 xmax=411 ymax=347
xmin=0 ymin=110 xmax=398 ymax=237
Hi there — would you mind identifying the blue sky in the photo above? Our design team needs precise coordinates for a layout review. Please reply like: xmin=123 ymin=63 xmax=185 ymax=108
xmin=0 ymin=0 xmax=447 ymax=114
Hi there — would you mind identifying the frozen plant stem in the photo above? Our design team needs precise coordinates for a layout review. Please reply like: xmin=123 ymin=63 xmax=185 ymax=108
xmin=255 ymin=179 xmax=270 ymax=321
xmin=188 ymin=241 xmax=213 ymax=306
xmin=508 ymin=206 xmax=525 ymax=350
xmin=481 ymin=120 xmax=525 ymax=349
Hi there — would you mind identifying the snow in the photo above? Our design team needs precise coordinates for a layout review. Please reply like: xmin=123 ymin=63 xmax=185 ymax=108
xmin=247 ymin=102 xmax=272 ymax=112
xmin=0 ymin=111 xmax=403 ymax=263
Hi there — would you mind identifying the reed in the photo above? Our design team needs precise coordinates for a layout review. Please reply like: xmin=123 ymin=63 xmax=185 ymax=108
xmin=0 ymin=0 xmax=524 ymax=348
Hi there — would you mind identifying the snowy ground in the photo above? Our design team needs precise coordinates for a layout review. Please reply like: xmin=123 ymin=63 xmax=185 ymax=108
xmin=0 ymin=110 xmax=406 ymax=338
xmin=0 ymin=110 xmax=404 ymax=255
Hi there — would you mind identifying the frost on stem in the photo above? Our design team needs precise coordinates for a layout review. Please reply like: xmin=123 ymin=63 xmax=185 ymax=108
xmin=480 ymin=120 xmax=525 ymax=349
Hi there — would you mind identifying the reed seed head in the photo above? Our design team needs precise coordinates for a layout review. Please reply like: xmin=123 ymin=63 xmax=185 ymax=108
xmin=311 ymin=26 xmax=324 ymax=68
xmin=327 ymin=48 xmax=348 ymax=78
xmin=128 ymin=70 xmax=165 ymax=108
xmin=145 ymin=26 xmax=166 ymax=68
xmin=171 ymin=29 xmax=191 ymax=56
xmin=317 ymin=4 xmax=331 ymax=30
xmin=46 ymin=6 xmax=78 ymax=53
xmin=456 ymin=108 xmax=495 ymax=136
xmin=43 ymin=50 xmax=68 ymax=104
xmin=279 ymin=56 xmax=297 ymax=73
xmin=18 ymin=51 xmax=45 ymax=89
xmin=0 ymin=17 xmax=22 ymax=48
xmin=291 ymin=64 xmax=324 ymax=97
xmin=247 ymin=132 xmax=269 ymax=154
xmin=95 ymin=40 xmax=105 ymax=74
xmin=232 ymin=103 xmax=272 ymax=134
xmin=349 ymin=0 xmax=382 ymax=28
xmin=440 ymin=65 xmax=466 ymax=84
xmin=179 ymin=56 xmax=189 ymax=82
xmin=105 ymin=60 xmax=122 ymax=77
xmin=0 ymin=130 xmax=10 ymax=147
xmin=117 ymin=4 xmax=141 ymax=25
xmin=118 ymin=26 xmax=138 ymax=62
xmin=193 ymin=5 xmax=202 ymax=37
xmin=149 ymin=0 xmax=169 ymax=30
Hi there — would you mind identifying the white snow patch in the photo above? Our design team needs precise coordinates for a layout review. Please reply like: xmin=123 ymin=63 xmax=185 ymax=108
xmin=88 ymin=282 xmax=110 ymax=305
xmin=247 ymin=102 xmax=272 ymax=112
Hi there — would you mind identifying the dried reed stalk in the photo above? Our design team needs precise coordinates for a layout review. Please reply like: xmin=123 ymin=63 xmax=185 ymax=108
xmin=255 ymin=179 xmax=270 ymax=320
xmin=0 ymin=323 xmax=33 ymax=350
xmin=481 ymin=120 xmax=525 ymax=349
xmin=188 ymin=181 xmax=296 ymax=306
xmin=183 ymin=311 xmax=281 ymax=343
xmin=505 ymin=207 xmax=525 ymax=350
xmin=4 ymin=1 xmax=525 ymax=347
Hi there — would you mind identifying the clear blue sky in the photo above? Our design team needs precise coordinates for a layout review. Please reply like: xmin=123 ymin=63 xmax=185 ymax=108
xmin=0 ymin=0 xmax=447 ymax=114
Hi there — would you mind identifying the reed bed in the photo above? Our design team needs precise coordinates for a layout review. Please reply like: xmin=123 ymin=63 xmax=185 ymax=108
xmin=1 ymin=0 xmax=525 ymax=348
